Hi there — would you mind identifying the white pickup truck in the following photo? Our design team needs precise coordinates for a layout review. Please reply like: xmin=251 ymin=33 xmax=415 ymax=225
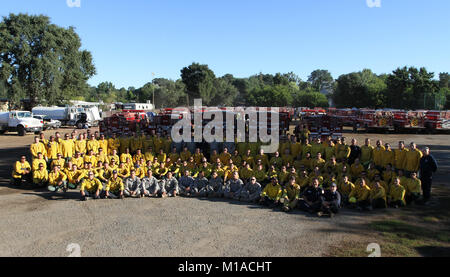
xmin=0 ymin=111 xmax=44 ymax=136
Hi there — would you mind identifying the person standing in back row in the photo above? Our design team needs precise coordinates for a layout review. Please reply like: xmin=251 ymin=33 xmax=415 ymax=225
xmin=419 ymin=147 xmax=438 ymax=204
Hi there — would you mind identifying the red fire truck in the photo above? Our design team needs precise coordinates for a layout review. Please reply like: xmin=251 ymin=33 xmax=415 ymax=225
xmin=302 ymin=113 xmax=343 ymax=140
xmin=392 ymin=110 xmax=427 ymax=132
xmin=100 ymin=111 xmax=148 ymax=134
xmin=328 ymin=108 xmax=358 ymax=127
xmin=355 ymin=109 xmax=394 ymax=132
xmin=424 ymin=110 xmax=450 ymax=132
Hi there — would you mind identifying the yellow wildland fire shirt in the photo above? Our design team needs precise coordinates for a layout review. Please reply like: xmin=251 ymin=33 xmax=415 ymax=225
xmin=86 ymin=139 xmax=99 ymax=154
xmin=106 ymin=177 xmax=124 ymax=192
xmin=261 ymin=183 xmax=283 ymax=201
xmin=278 ymin=171 xmax=290 ymax=184
xmin=372 ymin=146 xmax=386 ymax=167
xmin=75 ymin=139 xmax=87 ymax=154
xmin=30 ymin=142 xmax=47 ymax=159
xmin=394 ymin=148 xmax=409 ymax=170
xmin=290 ymin=143 xmax=302 ymax=158
xmin=120 ymin=153 xmax=132 ymax=164
xmin=47 ymin=141 xmax=60 ymax=160
xmin=51 ymin=158 xmax=66 ymax=169
xmin=157 ymin=153 xmax=167 ymax=163
xmin=405 ymin=178 xmax=421 ymax=195
xmin=84 ymin=155 xmax=97 ymax=167
xmin=32 ymin=158 xmax=47 ymax=172
xmin=349 ymin=184 xmax=371 ymax=202
xmin=107 ymin=138 xmax=120 ymax=154
xmin=338 ymin=180 xmax=355 ymax=197
xmin=370 ymin=186 xmax=386 ymax=202
xmin=239 ymin=167 xmax=253 ymax=180
xmin=98 ymin=139 xmax=108 ymax=154
xmin=72 ymin=156 xmax=84 ymax=169
xmin=65 ymin=169 xmax=85 ymax=184
xmin=33 ymin=169 xmax=49 ymax=184
xmin=180 ymin=150 xmax=191 ymax=162
xmin=193 ymin=153 xmax=204 ymax=165
xmin=97 ymin=152 xmax=108 ymax=164
xmin=360 ymin=145 xmax=374 ymax=164
xmin=381 ymin=150 xmax=395 ymax=168
xmin=80 ymin=178 xmax=103 ymax=193
xmin=389 ymin=185 xmax=406 ymax=203
xmin=350 ymin=164 xmax=364 ymax=179
xmin=48 ymin=171 xmax=67 ymax=186
xmin=404 ymin=149 xmax=423 ymax=172
xmin=119 ymin=137 xmax=130 ymax=153
xmin=12 ymin=161 xmax=31 ymax=178
xmin=60 ymin=139 xmax=74 ymax=158
xmin=370 ymin=180 xmax=388 ymax=192
xmin=133 ymin=153 xmax=145 ymax=164
xmin=117 ymin=167 xmax=130 ymax=179
xmin=282 ymin=183 xmax=301 ymax=201
xmin=382 ymin=170 xmax=396 ymax=185
xmin=253 ymin=169 xmax=268 ymax=183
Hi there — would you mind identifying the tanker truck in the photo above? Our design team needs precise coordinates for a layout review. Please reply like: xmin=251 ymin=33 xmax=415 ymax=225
xmin=0 ymin=111 xmax=44 ymax=136
xmin=32 ymin=106 xmax=101 ymax=129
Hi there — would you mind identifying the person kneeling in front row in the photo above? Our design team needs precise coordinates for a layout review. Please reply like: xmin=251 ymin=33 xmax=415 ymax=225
xmin=161 ymin=172 xmax=179 ymax=198
xmin=141 ymin=169 xmax=160 ymax=197
xmin=103 ymin=170 xmax=124 ymax=199
xmin=259 ymin=177 xmax=283 ymax=208
xmin=298 ymin=178 xmax=324 ymax=214
xmin=318 ymin=183 xmax=341 ymax=217
xmin=80 ymin=171 xmax=103 ymax=201
xmin=124 ymin=170 xmax=142 ymax=198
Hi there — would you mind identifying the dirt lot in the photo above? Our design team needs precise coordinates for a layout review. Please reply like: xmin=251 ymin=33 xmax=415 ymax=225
xmin=0 ymin=128 xmax=449 ymax=257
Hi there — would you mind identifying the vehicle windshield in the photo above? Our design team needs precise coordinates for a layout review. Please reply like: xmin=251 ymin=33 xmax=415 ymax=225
xmin=17 ymin=112 xmax=32 ymax=118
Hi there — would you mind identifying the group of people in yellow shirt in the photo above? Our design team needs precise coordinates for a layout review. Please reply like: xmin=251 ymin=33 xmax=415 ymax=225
xmin=11 ymin=129 xmax=426 ymax=214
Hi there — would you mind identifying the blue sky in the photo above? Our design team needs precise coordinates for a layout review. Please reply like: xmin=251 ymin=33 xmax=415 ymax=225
xmin=1 ymin=0 xmax=449 ymax=88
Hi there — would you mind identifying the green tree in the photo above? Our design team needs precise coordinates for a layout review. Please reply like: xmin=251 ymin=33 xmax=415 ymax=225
xmin=333 ymin=69 xmax=386 ymax=108
xmin=294 ymin=91 xmax=329 ymax=108
xmin=247 ymin=85 xmax=294 ymax=107
xmin=386 ymin=67 xmax=439 ymax=109
xmin=439 ymin=72 xmax=449 ymax=89
xmin=152 ymin=78 xmax=186 ymax=108
xmin=211 ymin=77 xmax=239 ymax=106
xmin=180 ymin=63 xmax=216 ymax=105
xmin=308 ymin=70 xmax=334 ymax=92
xmin=0 ymin=13 xmax=96 ymax=108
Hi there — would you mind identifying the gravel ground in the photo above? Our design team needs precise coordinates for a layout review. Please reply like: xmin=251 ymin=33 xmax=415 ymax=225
xmin=0 ymin=128 xmax=448 ymax=257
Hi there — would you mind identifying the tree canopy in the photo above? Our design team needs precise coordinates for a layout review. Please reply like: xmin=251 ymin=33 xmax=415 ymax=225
xmin=0 ymin=13 xmax=96 ymax=107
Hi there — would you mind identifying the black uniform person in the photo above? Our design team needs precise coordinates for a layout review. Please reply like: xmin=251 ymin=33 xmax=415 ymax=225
xmin=318 ymin=183 xmax=341 ymax=217
xmin=348 ymin=138 xmax=361 ymax=165
xmin=419 ymin=147 xmax=438 ymax=204
xmin=298 ymin=178 xmax=324 ymax=214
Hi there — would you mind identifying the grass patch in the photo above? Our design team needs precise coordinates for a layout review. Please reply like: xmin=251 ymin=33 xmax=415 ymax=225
xmin=330 ymin=219 xmax=450 ymax=257
xmin=423 ymin=216 xmax=440 ymax=223
xmin=329 ymin=186 xmax=450 ymax=257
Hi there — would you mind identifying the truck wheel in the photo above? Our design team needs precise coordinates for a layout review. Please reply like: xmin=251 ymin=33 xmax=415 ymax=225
xmin=17 ymin=125 xmax=26 ymax=136
xmin=0 ymin=130 xmax=6 ymax=135
xmin=77 ymin=123 xmax=84 ymax=129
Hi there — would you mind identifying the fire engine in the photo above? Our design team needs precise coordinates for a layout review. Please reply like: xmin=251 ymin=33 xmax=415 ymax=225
xmin=355 ymin=109 xmax=394 ymax=132
xmin=100 ymin=111 xmax=148 ymax=134
xmin=424 ymin=110 xmax=450 ymax=132
xmin=302 ymin=112 xmax=343 ymax=140
xmin=392 ymin=110 xmax=427 ymax=132
xmin=327 ymin=108 xmax=358 ymax=127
